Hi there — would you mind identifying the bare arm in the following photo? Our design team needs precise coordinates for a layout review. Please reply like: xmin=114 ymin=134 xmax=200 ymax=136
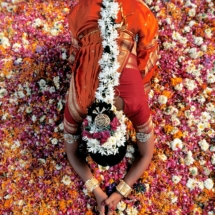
xmin=64 ymin=133 xmax=108 ymax=213
xmin=104 ymin=133 xmax=155 ymax=211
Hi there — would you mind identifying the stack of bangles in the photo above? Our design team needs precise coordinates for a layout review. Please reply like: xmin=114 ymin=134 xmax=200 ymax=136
xmin=85 ymin=177 xmax=132 ymax=198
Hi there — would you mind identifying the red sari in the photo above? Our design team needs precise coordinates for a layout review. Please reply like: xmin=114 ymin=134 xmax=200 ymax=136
xmin=64 ymin=0 xmax=159 ymax=134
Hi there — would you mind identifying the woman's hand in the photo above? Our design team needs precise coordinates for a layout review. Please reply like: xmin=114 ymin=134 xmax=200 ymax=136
xmin=105 ymin=192 xmax=123 ymax=213
xmin=93 ymin=187 xmax=108 ymax=214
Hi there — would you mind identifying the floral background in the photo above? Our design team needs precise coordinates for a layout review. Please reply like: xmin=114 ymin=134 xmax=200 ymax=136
xmin=0 ymin=0 xmax=214 ymax=214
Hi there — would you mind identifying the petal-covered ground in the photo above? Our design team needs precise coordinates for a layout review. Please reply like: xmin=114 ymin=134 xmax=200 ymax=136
xmin=0 ymin=0 xmax=214 ymax=214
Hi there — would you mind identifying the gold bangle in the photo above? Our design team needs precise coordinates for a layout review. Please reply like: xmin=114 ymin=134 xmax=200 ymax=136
xmin=116 ymin=180 xmax=132 ymax=197
xmin=85 ymin=177 xmax=99 ymax=193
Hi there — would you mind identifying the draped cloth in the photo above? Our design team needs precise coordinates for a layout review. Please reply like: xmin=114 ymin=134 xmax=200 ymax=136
xmin=64 ymin=0 xmax=159 ymax=134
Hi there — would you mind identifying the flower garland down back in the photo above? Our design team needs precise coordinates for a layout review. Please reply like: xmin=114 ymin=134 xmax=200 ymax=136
xmin=82 ymin=0 xmax=127 ymax=156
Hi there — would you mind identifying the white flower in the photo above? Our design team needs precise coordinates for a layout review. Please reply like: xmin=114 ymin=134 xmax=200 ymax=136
xmin=38 ymin=158 xmax=46 ymax=164
xmin=22 ymin=34 xmax=29 ymax=48
xmin=203 ymin=167 xmax=212 ymax=176
xmin=12 ymin=43 xmax=22 ymax=52
xmin=32 ymin=18 xmax=43 ymax=28
xmin=49 ymin=86 xmax=55 ymax=93
xmin=170 ymin=138 xmax=183 ymax=151
xmin=211 ymin=154 xmax=215 ymax=165
xmin=186 ymin=178 xmax=197 ymax=190
xmin=57 ymin=100 xmax=63 ymax=111
xmin=198 ymin=139 xmax=209 ymax=151
xmin=31 ymin=115 xmax=37 ymax=122
xmin=197 ymin=95 xmax=206 ymax=104
xmin=53 ymin=76 xmax=60 ymax=89
xmin=188 ymin=48 xmax=200 ymax=59
xmin=198 ymin=181 xmax=204 ymax=190
xmin=210 ymin=146 xmax=215 ymax=152
xmin=26 ymin=106 xmax=32 ymax=113
xmin=59 ymin=122 xmax=64 ymax=130
xmin=193 ymin=36 xmax=204 ymax=46
xmin=158 ymin=95 xmax=168 ymax=104
xmin=117 ymin=201 xmax=126 ymax=211
xmin=51 ymin=138 xmax=58 ymax=145
xmin=98 ymin=165 xmax=109 ymax=172
xmin=0 ymin=34 xmax=11 ymax=48
xmin=126 ymin=206 xmax=138 ymax=215
xmin=184 ymin=151 xmax=195 ymax=166
xmin=11 ymin=140 xmax=21 ymax=150
xmin=158 ymin=153 xmax=167 ymax=161
xmin=4 ymin=194 xmax=12 ymax=199
xmin=61 ymin=52 xmax=67 ymax=60
xmin=184 ymin=78 xmax=197 ymax=90
xmin=201 ymin=111 xmax=212 ymax=121
xmin=61 ymin=175 xmax=71 ymax=186
xmin=0 ymin=88 xmax=7 ymax=98
xmin=17 ymin=200 xmax=25 ymax=206
xmin=127 ymin=145 xmax=135 ymax=153
xmin=205 ymin=28 xmax=212 ymax=38
xmin=199 ymin=159 xmax=206 ymax=165
xmin=168 ymin=191 xmax=178 ymax=203
xmin=197 ymin=122 xmax=205 ymax=131
xmin=38 ymin=79 xmax=46 ymax=87
xmin=14 ymin=58 xmax=22 ymax=64
xmin=171 ymin=116 xmax=180 ymax=126
xmin=204 ymin=178 xmax=214 ymax=190
xmin=145 ymin=0 xmax=153 ymax=5
xmin=174 ymin=83 xmax=183 ymax=91
xmin=40 ymin=115 xmax=46 ymax=122
xmin=172 ymin=175 xmax=182 ymax=184
xmin=183 ymin=26 xmax=190 ymax=32
xmin=201 ymin=44 xmax=207 ymax=52
xmin=166 ymin=17 xmax=171 ymax=24
xmin=207 ymin=73 xmax=215 ymax=84
xmin=164 ymin=106 xmax=178 ymax=115
xmin=56 ymin=164 xmax=62 ymax=170
xmin=163 ymin=41 xmax=176 ymax=50
xmin=188 ymin=8 xmax=196 ymax=17
xmin=189 ymin=167 xmax=198 ymax=176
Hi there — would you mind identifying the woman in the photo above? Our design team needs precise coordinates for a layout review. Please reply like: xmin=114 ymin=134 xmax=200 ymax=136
xmin=64 ymin=0 xmax=159 ymax=214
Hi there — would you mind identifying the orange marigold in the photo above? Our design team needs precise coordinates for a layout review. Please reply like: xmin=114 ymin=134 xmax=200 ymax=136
xmin=171 ymin=77 xmax=183 ymax=86
xmin=164 ymin=125 xmax=173 ymax=134
xmin=173 ymin=130 xmax=183 ymax=139
xmin=85 ymin=211 xmax=93 ymax=215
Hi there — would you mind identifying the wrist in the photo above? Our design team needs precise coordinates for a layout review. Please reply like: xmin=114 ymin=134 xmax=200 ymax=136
xmin=93 ymin=186 xmax=102 ymax=196
xmin=85 ymin=177 xmax=99 ymax=193
xmin=115 ymin=190 xmax=124 ymax=199
xmin=116 ymin=180 xmax=132 ymax=198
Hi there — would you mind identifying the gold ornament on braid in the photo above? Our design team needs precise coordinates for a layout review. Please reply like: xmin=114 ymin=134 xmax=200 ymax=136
xmin=116 ymin=180 xmax=132 ymax=197
xmin=85 ymin=177 xmax=99 ymax=193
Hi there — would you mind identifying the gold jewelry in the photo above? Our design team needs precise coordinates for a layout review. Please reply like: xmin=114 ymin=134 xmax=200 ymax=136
xmin=116 ymin=180 xmax=132 ymax=197
xmin=85 ymin=177 xmax=99 ymax=193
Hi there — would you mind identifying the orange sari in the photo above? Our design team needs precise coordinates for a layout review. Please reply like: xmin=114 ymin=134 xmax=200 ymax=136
xmin=64 ymin=0 xmax=159 ymax=134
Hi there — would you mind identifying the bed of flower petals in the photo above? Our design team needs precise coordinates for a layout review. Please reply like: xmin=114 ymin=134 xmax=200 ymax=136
xmin=0 ymin=0 xmax=215 ymax=214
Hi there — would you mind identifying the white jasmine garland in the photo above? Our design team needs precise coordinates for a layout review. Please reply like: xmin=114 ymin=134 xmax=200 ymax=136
xmin=83 ymin=0 xmax=127 ymax=156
